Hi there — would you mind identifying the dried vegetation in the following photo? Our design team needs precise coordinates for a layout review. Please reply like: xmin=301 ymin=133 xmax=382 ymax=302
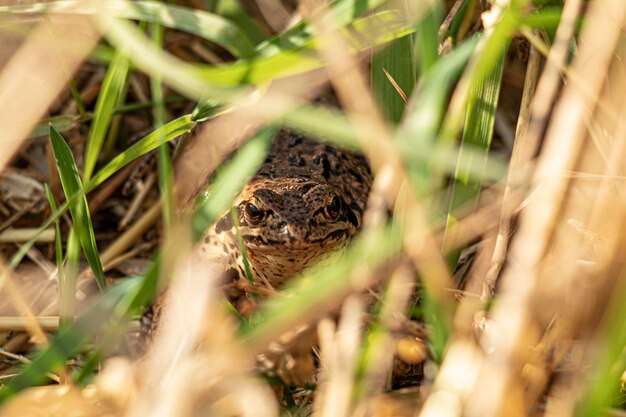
xmin=0 ymin=0 xmax=625 ymax=416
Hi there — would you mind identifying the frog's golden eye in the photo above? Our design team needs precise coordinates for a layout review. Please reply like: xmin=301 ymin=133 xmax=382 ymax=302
xmin=325 ymin=196 xmax=342 ymax=220
xmin=245 ymin=202 xmax=264 ymax=224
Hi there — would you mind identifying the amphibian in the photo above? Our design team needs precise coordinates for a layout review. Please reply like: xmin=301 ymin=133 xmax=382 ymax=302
xmin=201 ymin=129 xmax=372 ymax=293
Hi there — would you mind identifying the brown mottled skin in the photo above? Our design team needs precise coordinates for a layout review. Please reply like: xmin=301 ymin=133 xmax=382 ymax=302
xmin=143 ymin=130 xmax=372 ymax=372
xmin=199 ymin=129 xmax=372 ymax=290
xmin=142 ymin=129 xmax=371 ymax=364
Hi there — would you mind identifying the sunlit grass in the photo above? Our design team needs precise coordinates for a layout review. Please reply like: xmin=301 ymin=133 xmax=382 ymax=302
xmin=0 ymin=0 xmax=625 ymax=416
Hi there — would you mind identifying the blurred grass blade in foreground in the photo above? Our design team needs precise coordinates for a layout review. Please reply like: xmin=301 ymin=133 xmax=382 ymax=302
xmin=0 ymin=1 xmax=256 ymax=59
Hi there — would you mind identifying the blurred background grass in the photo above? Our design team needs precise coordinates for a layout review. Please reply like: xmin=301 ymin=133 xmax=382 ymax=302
xmin=0 ymin=0 xmax=625 ymax=416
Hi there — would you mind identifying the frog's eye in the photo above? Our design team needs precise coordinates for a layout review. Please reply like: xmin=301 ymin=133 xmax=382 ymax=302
xmin=325 ymin=196 xmax=342 ymax=220
xmin=244 ymin=202 xmax=264 ymax=224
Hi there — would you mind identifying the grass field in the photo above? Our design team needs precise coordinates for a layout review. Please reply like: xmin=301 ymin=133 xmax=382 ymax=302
xmin=0 ymin=0 xmax=625 ymax=416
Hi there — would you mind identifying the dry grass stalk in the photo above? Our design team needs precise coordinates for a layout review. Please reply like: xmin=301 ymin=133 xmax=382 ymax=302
xmin=118 ymin=172 xmax=158 ymax=231
xmin=314 ymin=296 xmax=364 ymax=417
xmin=416 ymin=0 xmax=626 ymax=416
xmin=99 ymin=203 xmax=162 ymax=266
xmin=522 ymin=0 xmax=583 ymax=149
xmin=0 ymin=228 xmax=55 ymax=243
xmin=465 ymin=0 xmax=626 ymax=416
xmin=483 ymin=40 xmax=540 ymax=297
xmin=0 ymin=260 xmax=47 ymax=345
xmin=0 ymin=316 xmax=60 ymax=333
xmin=541 ymin=35 xmax=626 ymax=414
xmin=1 ymin=1 xmax=625 ymax=416
xmin=125 ymin=238 xmax=277 ymax=417
xmin=0 ymin=15 xmax=100 ymax=172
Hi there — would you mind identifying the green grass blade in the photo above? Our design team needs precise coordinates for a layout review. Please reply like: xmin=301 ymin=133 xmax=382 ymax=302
xmin=421 ymin=290 xmax=449 ymax=362
xmin=443 ymin=44 xmax=505 ymax=243
xmin=191 ymin=98 xmax=224 ymax=123
xmin=43 ymin=185 xmax=63 ymax=268
xmin=30 ymin=115 xmax=83 ymax=138
xmin=151 ymin=22 xmax=176 ymax=231
xmin=194 ymin=10 xmax=416 ymax=87
xmin=391 ymin=36 xmax=484 ymax=353
xmin=217 ymin=0 xmax=266 ymax=45
xmin=116 ymin=1 xmax=256 ymax=58
xmin=437 ymin=2 xmax=520 ymax=152
xmin=94 ymin=5 xmax=414 ymax=96
xmin=191 ymin=126 xmax=276 ymax=240
xmin=94 ymin=7 xmax=238 ymax=101
xmin=194 ymin=50 xmax=324 ymax=87
xmin=398 ymin=36 xmax=479 ymax=193
xmin=65 ymin=78 xmax=88 ymax=120
xmin=87 ymin=115 xmax=196 ymax=192
xmin=83 ymin=51 xmax=130 ymax=182
xmin=45 ymin=183 xmax=74 ymax=328
xmin=414 ymin=1 xmax=443 ymax=76
xmin=0 ymin=0 xmax=256 ymax=59
xmin=280 ymin=104 xmax=360 ymax=149
xmin=371 ymin=34 xmax=416 ymax=124
xmin=49 ymin=126 xmax=106 ymax=291
xmin=521 ymin=8 xmax=567 ymax=31
xmin=60 ymin=227 xmax=80 ymax=329
xmin=5 ymin=198 xmax=73 ymax=274
xmin=255 ymin=0 xmax=388 ymax=56
xmin=6 ymin=116 xmax=194 ymax=276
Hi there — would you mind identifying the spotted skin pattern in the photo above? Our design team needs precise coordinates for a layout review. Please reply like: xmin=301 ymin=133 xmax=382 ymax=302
xmin=141 ymin=130 xmax=372 ymax=353
xmin=199 ymin=129 xmax=372 ymax=290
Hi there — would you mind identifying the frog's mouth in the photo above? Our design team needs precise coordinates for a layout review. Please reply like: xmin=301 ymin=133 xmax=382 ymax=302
xmin=241 ymin=227 xmax=350 ymax=252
